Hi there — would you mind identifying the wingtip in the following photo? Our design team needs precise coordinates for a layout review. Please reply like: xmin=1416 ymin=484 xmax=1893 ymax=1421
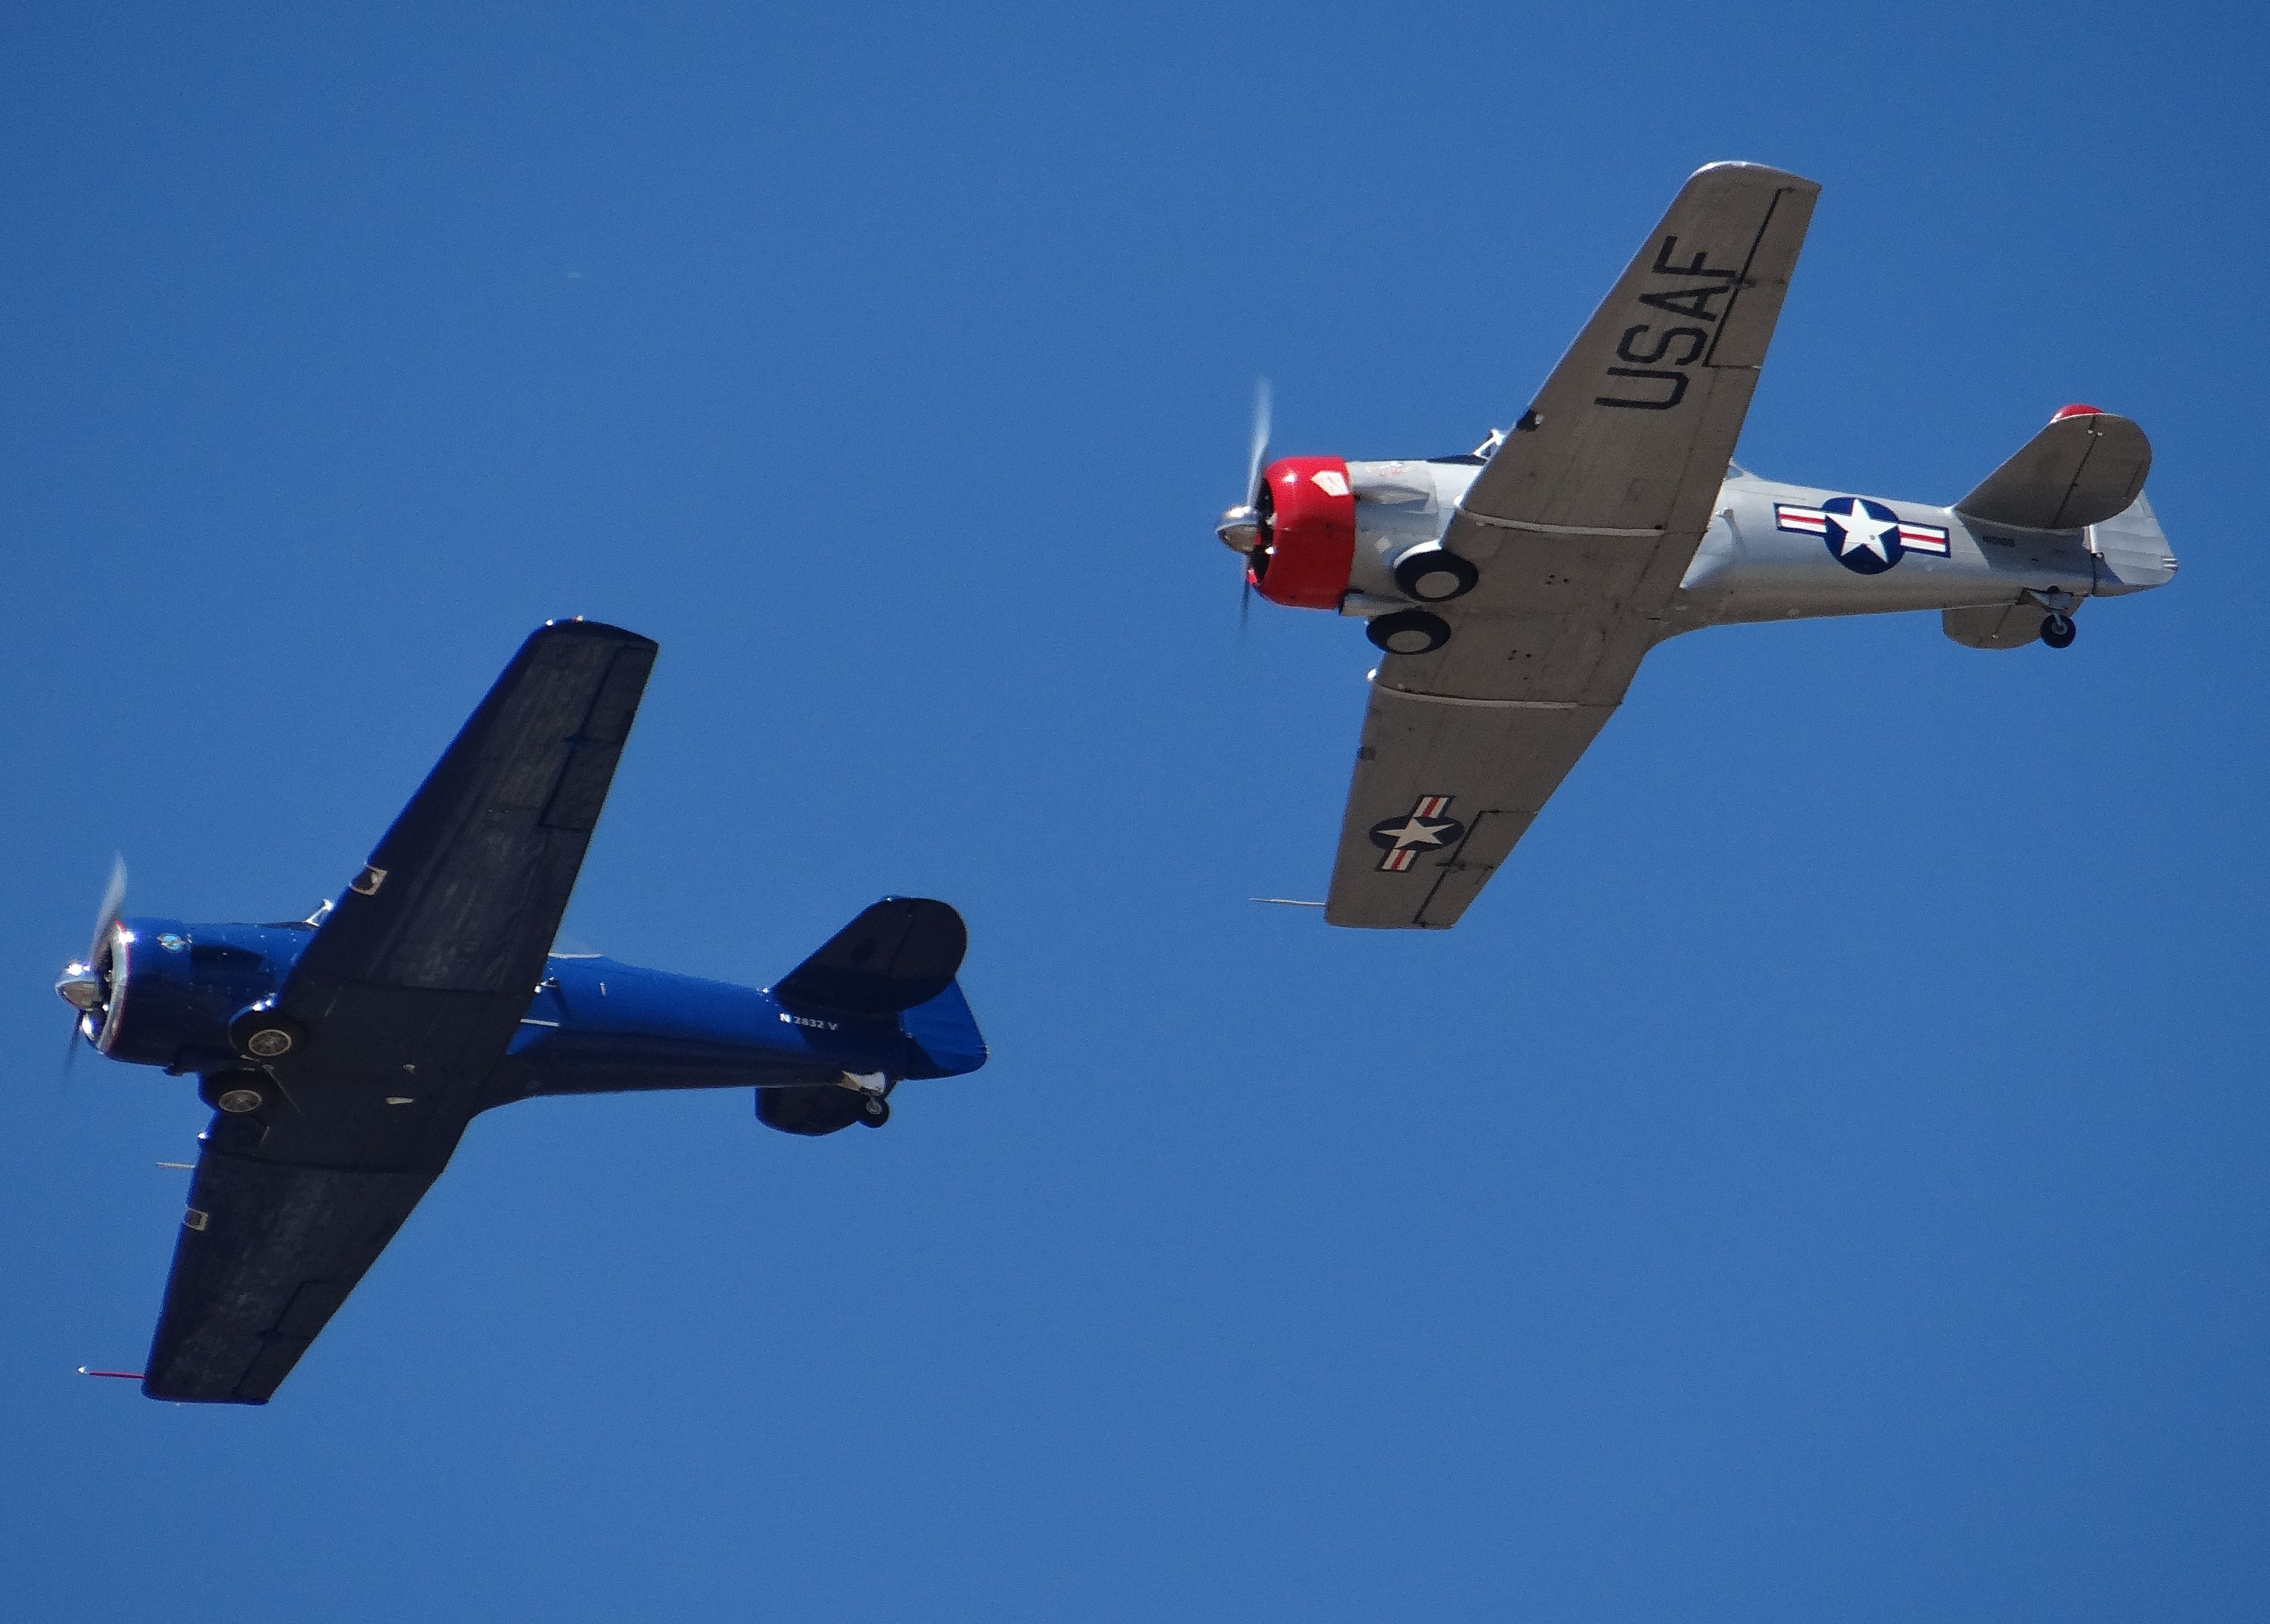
xmin=1688 ymin=160 xmax=1821 ymax=191
xmin=536 ymin=618 xmax=658 ymax=651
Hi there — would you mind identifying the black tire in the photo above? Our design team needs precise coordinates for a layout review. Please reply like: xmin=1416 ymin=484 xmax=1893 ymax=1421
xmin=2040 ymin=612 xmax=2077 ymax=649
xmin=198 ymin=1070 xmax=269 ymax=1114
xmin=1365 ymin=609 xmax=1451 ymax=656
xmin=1392 ymin=549 xmax=1479 ymax=603
xmin=859 ymin=1096 xmax=891 ymax=1128
xmin=229 ymin=1006 xmax=308 ymax=1061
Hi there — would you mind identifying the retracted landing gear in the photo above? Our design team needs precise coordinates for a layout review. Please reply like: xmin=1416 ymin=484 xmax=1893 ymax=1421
xmin=198 ymin=1069 xmax=274 ymax=1114
xmin=1366 ymin=610 xmax=1451 ymax=656
xmin=228 ymin=1002 xmax=308 ymax=1061
xmin=1391 ymin=548 xmax=1479 ymax=604
xmin=2040 ymin=612 xmax=2077 ymax=649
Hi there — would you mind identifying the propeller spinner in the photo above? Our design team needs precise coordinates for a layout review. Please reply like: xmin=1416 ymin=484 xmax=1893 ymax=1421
xmin=1216 ymin=381 xmax=1272 ymax=620
xmin=56 ymin=857 xmax=126 ymax=1047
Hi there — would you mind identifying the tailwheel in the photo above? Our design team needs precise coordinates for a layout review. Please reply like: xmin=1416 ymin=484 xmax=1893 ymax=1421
xmin=1366 ymin=609 xmax=1451 ymax=656
xmin=859 ymin=1095 xmax=891 ymax=1128
xmin=2040 ymin=612 xmax=2077 ymax=649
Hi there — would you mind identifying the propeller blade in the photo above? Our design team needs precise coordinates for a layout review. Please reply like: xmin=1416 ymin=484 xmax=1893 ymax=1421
xmin=1245 ymin=377 xmax=1272 ymax=506
xmin=87 ymin=855 xmax=126 ymax=967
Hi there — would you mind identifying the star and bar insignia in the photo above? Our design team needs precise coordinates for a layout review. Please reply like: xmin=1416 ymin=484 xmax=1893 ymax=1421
xmin=1776 ymin=496 xmax=1949 ymax=575
xmin=1367 ymin=795 xmax=1466 ymax=872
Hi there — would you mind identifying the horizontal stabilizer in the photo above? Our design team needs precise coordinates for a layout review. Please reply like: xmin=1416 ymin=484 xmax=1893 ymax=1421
xmin=1942 ymin=600 xmax=2044 ymax=650
xmin=1956 ymin=407 xmax=2150 ymax=531
xmin=773 ymin=897 xmax=967 ymax=1017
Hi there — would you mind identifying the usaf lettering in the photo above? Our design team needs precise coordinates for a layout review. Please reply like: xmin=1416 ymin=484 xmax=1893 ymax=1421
xmin=1596 ymin=234 xmax=1741 ymax=411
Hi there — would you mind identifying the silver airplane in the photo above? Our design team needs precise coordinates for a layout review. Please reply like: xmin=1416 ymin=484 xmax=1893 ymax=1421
xmin=1219 ymin=162 xmax=2175 ymax=930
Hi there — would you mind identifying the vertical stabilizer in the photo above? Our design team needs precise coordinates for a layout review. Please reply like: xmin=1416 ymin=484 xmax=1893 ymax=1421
xmin=2089 ymin=491 xmax=2177 ymax=594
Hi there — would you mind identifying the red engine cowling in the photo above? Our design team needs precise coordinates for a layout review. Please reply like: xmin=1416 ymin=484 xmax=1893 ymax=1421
xmin=1250 ymin=456 xmax=1355 ymax=610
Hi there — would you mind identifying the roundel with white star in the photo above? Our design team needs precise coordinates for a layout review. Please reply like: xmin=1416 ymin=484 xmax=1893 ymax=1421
xmin=1367 ymin=795 xmax=1466 ymax=872
xmin=1818 ymin=496 xmax=1906 ymax=574
xmin=1773 ymin=495 xmax=1951 ymax=573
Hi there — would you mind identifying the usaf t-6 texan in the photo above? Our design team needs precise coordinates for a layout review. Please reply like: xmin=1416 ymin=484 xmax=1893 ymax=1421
xmin=56 ymin=620 xmax=986 ymax=1403
xmin=1219 ymin=163 xmax=2176 ymax=929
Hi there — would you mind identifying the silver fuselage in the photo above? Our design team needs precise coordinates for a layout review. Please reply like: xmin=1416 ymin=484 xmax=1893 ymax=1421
xmin=1340 ymin=458 xmax=2176 ymax=637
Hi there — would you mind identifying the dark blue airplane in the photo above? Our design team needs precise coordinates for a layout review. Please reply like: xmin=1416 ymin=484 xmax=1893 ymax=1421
xmin=55 ymin=620 xmax=986 ymax=1404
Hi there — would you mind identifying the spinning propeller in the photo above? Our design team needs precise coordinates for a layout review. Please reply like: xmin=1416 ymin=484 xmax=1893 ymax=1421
xmin=56 ymin=856 xmax=126 ymax=1071
xmin=1215 ymin=379 xmax=1272 ymax=626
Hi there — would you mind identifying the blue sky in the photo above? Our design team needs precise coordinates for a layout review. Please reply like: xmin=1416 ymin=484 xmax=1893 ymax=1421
xmin=4 ymin=3 xmax=2266 ymax=1619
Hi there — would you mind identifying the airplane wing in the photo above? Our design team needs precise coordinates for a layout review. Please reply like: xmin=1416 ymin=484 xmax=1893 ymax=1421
xmin=1325 ymin=163 xmax=1818 ymax=929
xmin=143 ymin=619 xmax=657 ymax=1402
xmin=143 ymin=1124 xmax=465 ymax=1403
xmin=276 ymin=618 xmax=657 ymax=1089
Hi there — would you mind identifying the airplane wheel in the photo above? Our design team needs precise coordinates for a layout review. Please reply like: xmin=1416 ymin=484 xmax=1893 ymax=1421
xmin=1366 ymin=610 xmax=1451 ymax=656
xmin=230 ymin=1007 xmax=308 ymax=1061
xmin=2040 ymin=612 xmax=2077 ymax=649
xmin=1392 ymin=549 xmax=1479 ymax=603
xmin=859 ymin=1096 xmax=891 ymax=1128
xmin=198 ymin=1070 xmax=270 ymax=1114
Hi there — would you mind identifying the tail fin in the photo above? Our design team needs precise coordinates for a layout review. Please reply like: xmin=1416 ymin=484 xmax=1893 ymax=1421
xmin=773 ymin=897 xmax=967 ymax=1017
xmin=754 ymin=901 xmax=985 ymax=1137
xmin=1956 ymin=405 xmax=2150 ymax=530
xmin=2089 ymin=489 xmax=2178 ymax=593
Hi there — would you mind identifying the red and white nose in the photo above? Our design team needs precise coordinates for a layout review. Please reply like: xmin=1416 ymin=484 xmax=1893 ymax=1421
xmin=1238 ymin=456 xmax=1357 ymax=611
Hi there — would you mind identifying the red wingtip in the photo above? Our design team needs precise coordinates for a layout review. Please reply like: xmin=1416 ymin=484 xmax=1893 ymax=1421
xmin=2051 ymin=402 xmax=2105 ymax=421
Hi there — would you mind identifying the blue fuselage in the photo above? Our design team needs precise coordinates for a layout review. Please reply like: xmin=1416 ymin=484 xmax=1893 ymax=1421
xmin=92 ymin=919 xmax=984 ymax=1094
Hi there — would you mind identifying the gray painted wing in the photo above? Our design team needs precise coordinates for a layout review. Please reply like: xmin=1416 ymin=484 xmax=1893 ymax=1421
xmin=1327 ymin=163 xmax=1818 ymax=929
xmin=143 ymin=620 xmax=657 ymax=1402
xmin=1326 ymin=690 xmax=1618 ymax=928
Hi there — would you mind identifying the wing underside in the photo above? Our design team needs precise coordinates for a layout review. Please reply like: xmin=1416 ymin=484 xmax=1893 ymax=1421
xmin=145 ymin=1132 xmax=459 ymax=1403
xmin=1325 ymin=163 xmax=1819 ymax=928
xmin=1327 ymin=693 xmax=1617 ymax=929
xmin=143 ymin=620 xmax=658 ymax=1401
